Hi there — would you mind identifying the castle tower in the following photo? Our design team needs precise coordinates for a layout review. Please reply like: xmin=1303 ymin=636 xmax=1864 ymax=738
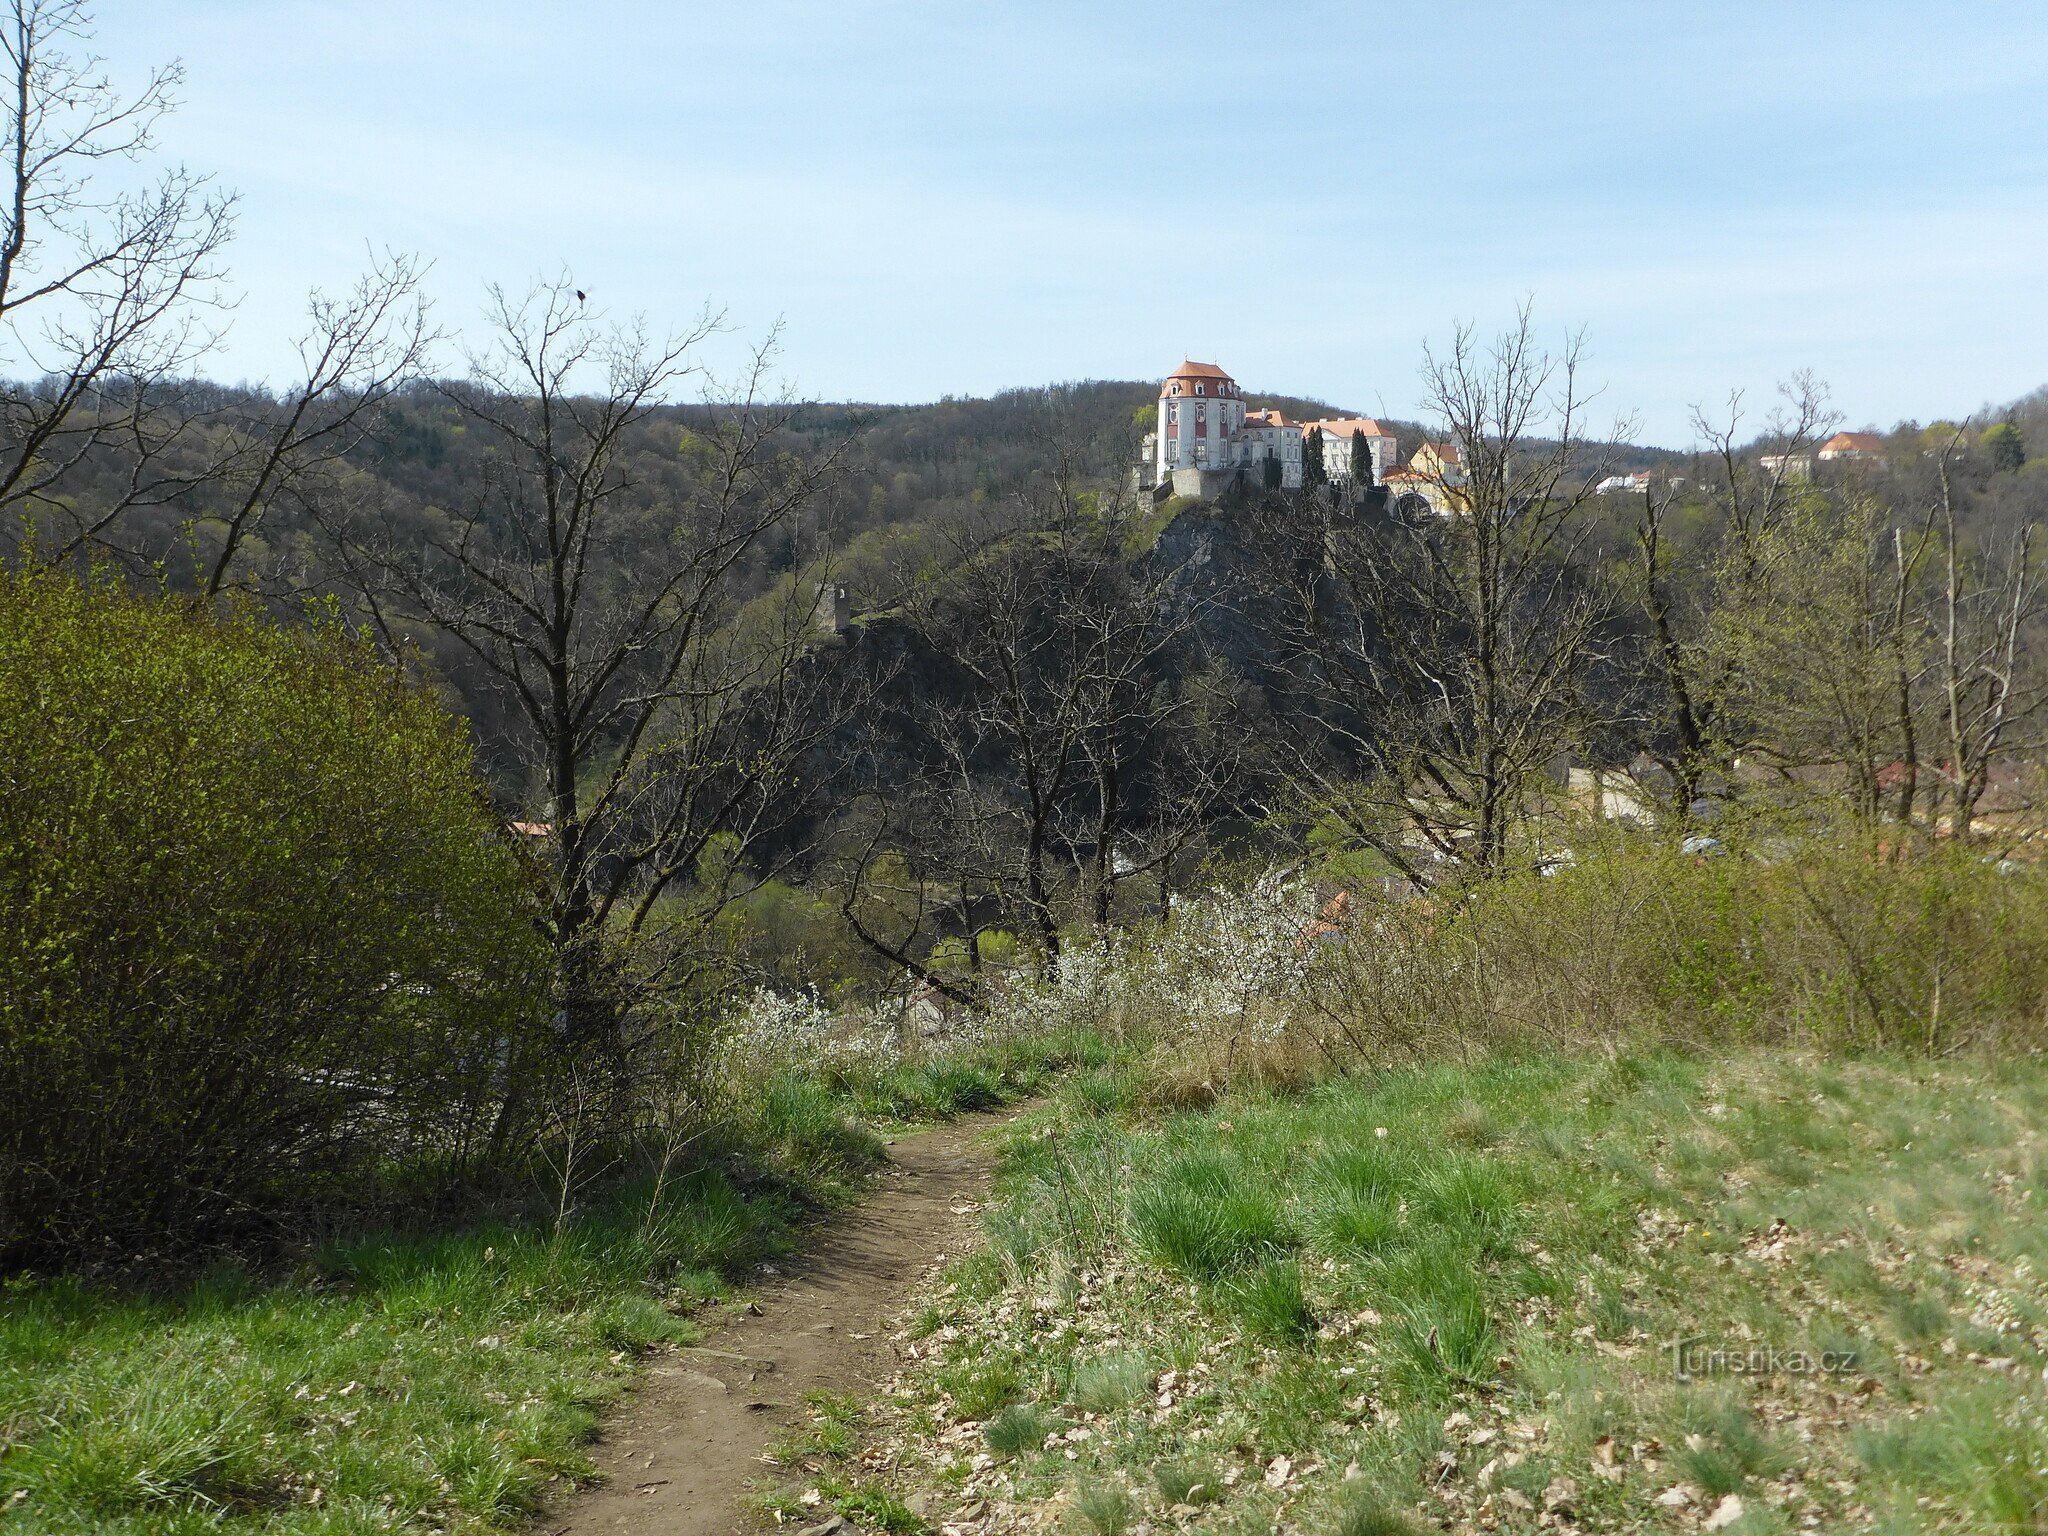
xmin=1155 ymin=360 xmax=1243 ymax=485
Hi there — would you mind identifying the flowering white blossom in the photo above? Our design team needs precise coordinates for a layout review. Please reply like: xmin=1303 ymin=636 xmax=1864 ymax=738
xmin=723 ymin=869 xmax=1319 ymax=1078
xmin=725 ymin=987 xmax=900 ymax=1073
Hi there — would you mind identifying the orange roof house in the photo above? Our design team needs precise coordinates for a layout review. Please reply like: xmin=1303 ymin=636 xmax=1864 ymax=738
xmin=1818 ymin=431 xmax=1884 ymax=461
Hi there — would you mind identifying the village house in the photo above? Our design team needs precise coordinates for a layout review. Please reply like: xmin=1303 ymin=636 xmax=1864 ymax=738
xmin=1383 ymin=440 xmax=1468 ymax=516
xmin=1594 ymin=470 xmax=1654 ymax=496
xmin=1817 ymin=430 xmax=1885 ymax=462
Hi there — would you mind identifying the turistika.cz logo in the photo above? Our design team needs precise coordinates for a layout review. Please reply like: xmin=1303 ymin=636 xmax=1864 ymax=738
xmin=1662 ymin=1336 xmax=1860 ymax=1381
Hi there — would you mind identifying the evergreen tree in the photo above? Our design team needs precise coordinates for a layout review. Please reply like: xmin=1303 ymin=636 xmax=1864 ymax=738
xmin=1983 ymin=417 xmax=2026 ymax=474
xmin=1349 ymin=428 xmax=1373 ymax=489
xmin=1262 ymin=453 xmax=1283 ymax=491
xmin=1302 ymin=429 xmax=1327 ymax=492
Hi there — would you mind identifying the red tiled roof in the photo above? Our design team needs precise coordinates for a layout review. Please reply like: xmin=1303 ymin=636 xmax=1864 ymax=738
xmin=1164 ymin=360 xmax=1234 ymax=383
xmin=1306 ymin=416 xmax=1395 ymax=439
xmin=1820 ymin=431 xmax=1884 ymax=454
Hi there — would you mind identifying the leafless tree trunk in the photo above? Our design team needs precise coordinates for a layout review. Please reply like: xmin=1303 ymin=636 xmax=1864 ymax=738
xmin=198 ymin=252 xmax=432 ymax=597
xmin=1931 ymin=437 xmax=2043 ymax=836
xmin=1272 ymin=304 xmax=1618 ymax=882
xmin=0 ymin=0 xmax=235 ymax=561
xmin=1630 ymin=376 xmax=1837 ymax=820
xmin=839 ymin=432 xmax=1225 ymax=982
xmin=323 ymin=278 xmax=855 ymax=1096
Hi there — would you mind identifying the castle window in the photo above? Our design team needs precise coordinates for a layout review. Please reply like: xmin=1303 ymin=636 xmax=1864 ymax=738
xmin=1195 ymin=383 xmax=1205 ymax=395
xmin=1167 ymin=439 xmax=1179 ymax=462
xmin=1195 ymin=402 xmax=1205 ymax=422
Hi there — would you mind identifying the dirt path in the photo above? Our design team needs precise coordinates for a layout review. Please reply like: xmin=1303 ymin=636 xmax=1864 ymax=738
xmin=543 ymin=1107 xmax=1016 ymax=1536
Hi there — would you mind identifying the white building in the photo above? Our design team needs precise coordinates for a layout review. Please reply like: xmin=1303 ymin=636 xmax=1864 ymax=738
xmin=1304 ymin=417 xmax=1399 ymax=483
xmin=1154 ymin=361 xmax=1248 ymax=479
xmin=1144 ymin=360 xmax=1388 ymax=497
xmin=1238 ymin=407 xmax=1303 ymax=484
xmin=1817 ymin=431 xmax=1885 ymax=462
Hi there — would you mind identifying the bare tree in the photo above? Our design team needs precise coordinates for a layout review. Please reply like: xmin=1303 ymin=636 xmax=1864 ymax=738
xmin=1631 ymin=375 xmax=1837 ymax=817
xmin=197 ymin=251 xmax=433 ymax=597
xmin=0 ymin=0 xmax=234 ymax=560
xmin=1272 ymin=305 xmax=1617 ymax=882
xmin=1708 ymin=487 xmax=1912 ymax=817
xmin=325 ymin=278 xmax=854 ymax=1089
xmin=1929 ymin=439 xmax=2044 ymax=836
xmin=838 ymin=440 xmax=1226 ymax=980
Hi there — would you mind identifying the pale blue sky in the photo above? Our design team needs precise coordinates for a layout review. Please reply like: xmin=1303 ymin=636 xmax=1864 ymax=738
xmin=100 ymin=1 xmax=2048 ymax=442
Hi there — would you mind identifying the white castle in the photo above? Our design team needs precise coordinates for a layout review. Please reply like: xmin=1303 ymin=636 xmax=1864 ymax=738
xmin=1136 ymin=359 xmax=1402 ymax=500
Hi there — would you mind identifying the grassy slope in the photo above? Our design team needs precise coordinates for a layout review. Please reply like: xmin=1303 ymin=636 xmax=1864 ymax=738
xmin=845 ymin=1049 xmax=2048 ymax=1535
xmin=0 ymin=1031 xmax=1101 ymax=1535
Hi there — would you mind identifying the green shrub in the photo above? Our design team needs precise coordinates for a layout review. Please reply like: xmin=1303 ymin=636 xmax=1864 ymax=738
xmin=0 ymin=572 xmax=546 ymax=1263
xmin=1300 ymin=822 xmax=2048 ymax=1071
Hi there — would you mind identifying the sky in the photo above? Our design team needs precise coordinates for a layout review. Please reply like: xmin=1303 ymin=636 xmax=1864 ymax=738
xmin=93 ymin=1 xmax=2048 ymax=444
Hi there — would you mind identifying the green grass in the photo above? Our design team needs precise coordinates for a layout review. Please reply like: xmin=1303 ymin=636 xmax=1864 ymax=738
xmin=1226 ymin=1259 xmax=1318 ymax=1343
xmin=0 ymin=1027 xmax=1109 ymax=1534
xmin=1068 ymin=1353 xmax=1150 ymax=1414
xmin=1150 ymin=1457 xmax=1222 ymax=1506
xmin=984 ymin=1401 xmax=1056 ymax=1457
xmin=1068 ymin=1478 xmax=1135 ymax=1535
xmin=1128 ymin=1149 xmax=1292 ymax=1280
xmin=0 ymin=1169 xmax=792 ymax=1534
xmin=868 ymin=1047 xmax=2048 ymax=1533
xmin=814 ymin=1024 xmax=1115 ymax=1128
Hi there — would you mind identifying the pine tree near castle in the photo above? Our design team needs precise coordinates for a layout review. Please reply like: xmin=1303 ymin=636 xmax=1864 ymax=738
xmin=1302 ymin=429 xmax=1327 ymax=493
xmin=1349 ymin=429 xmax=1373 ymax=492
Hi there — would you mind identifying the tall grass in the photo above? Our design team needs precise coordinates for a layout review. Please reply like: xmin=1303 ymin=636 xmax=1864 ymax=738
xmin=0 ymin=1169 xmax=787 ymax=1534
xmin=1299 ymin=824 xmax=2048 ymax=1068
xmin=1025 ymin=823 xmax=2048 ymax=1099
